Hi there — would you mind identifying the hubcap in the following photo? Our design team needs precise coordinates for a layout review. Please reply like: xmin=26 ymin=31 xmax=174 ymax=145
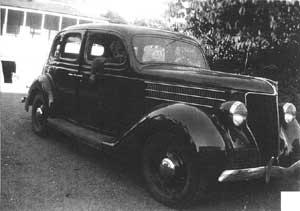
xmin=35 ymin=105 xmax=44 ymax=121
xmin=145 ymin=143 xmax=188 ymax=197
xmin=160 ymin=157 xmax=177 ymax=177
xmin=36 ymin=105 xmax=43 ymax=119
xmin=36 ymin=107 xmax=43 ymax=115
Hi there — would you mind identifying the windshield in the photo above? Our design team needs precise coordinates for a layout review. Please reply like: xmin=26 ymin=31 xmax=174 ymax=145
xmin=132 ymin=35 xmax=209 ymax=69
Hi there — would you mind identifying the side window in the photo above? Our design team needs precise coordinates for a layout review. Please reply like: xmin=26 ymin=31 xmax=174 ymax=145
xmin=85 ymin=33 xmax=127 ymax=65
xmin=61 ymin=33 xmax=82 ymax=60
xmin=91 ymin=43 xmax=105 ymax=57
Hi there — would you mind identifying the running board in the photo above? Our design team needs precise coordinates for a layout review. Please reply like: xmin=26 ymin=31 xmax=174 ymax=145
xmin=47 ymin=118 xmax=116 ymax=149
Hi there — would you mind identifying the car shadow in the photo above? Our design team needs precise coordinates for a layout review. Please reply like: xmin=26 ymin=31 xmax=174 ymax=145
xmin=187 ymin=174 xmax=299 ymax=211
xmin=47 ymin=128 xmax=300 ymax=211
xmin=46 ymin=127 xmax=145 ymax=186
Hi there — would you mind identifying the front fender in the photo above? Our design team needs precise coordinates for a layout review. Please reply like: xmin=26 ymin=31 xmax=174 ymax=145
xmin=148 ymin=104 xmax=226 ymax=151
xmin=25 ymin=74 xmax=55 ymax=111
xmin=117 ymin=103 xmax=226 ymax=153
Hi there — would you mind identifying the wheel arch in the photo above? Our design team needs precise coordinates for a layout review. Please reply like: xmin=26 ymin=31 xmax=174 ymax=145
xmin=25 ymin=74 xmax=55 ymax=112
xmin=116 ymin=103 xmax=226 ymax=156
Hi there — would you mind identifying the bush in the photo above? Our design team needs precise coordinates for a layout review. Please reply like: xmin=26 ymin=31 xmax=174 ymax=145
xmin=167 ymin=0 xmax=300 ymax=116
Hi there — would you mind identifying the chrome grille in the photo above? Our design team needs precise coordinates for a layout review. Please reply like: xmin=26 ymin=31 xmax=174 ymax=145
xmin=246 ymin=93 xmax=279 ymax=164
xmin=145 ymin=81 xmax=226 ymax=108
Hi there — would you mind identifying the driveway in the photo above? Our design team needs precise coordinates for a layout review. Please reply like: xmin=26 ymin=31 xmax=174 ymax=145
xmin=1 ymin=91 xmax=299 ymax=211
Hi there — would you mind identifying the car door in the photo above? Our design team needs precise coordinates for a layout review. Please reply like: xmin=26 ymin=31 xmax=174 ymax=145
xmin=79 ymin=30 xmax=143 ymax=134
xmin=47 ymin=30 xmax=84 ymax=119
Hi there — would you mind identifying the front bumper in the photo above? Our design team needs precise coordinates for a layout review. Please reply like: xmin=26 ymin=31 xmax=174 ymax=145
xmin=218 ymin=158 xmax=300 ymax=183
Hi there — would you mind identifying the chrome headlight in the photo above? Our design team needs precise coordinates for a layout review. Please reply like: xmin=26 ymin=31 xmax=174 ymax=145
xmin=220 ymin=101 xmax=248 ymax=126
xmin=282 ymin=102 xmax=296 ymax=124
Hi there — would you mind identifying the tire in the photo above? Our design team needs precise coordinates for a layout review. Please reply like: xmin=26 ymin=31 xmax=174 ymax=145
xmin=142 ymin=132 xmax=208 ymax=208
xmin=31 ymin=93 xmax=48 ymax=135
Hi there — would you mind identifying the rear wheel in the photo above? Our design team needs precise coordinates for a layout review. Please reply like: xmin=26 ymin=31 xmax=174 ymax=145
xmin=142 ymin=132 xmax=208 ymax=208
xmin=31 ymin=93 xmax=48 ymax=135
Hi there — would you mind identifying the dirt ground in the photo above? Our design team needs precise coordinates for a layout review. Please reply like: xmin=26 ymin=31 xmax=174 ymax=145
xmin=1 ymin=90 xmax=300 ymax=211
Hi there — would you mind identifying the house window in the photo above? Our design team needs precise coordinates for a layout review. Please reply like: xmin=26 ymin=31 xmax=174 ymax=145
xmin=61 ymin=17 xmax=77 ymax=29
xmin=79 ymin=19 xmax=92 ymax=24
xmin=44 ymin=14 xmax=60 ymax=40
xmin=6 ymin=9 xmax=24 ymax=35
xmin=44 ymin=14 xmax=59 ymax=31
xmin=1 ymin=8 xmax=6 ymax=35
xmin=26 ymin=12 xmax=42 ymax=37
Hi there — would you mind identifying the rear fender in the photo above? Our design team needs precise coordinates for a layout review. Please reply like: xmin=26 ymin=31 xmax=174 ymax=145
xmin=25 ymin=74 xmax=55 ymax=111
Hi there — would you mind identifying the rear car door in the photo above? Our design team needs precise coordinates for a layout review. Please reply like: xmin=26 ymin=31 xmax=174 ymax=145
xmin=47 ymin=30 xmax=84 ymax=119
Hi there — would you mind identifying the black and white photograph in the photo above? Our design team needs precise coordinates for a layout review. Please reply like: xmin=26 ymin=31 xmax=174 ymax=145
xmin=1 ymin=0 xmax=300 ymax=210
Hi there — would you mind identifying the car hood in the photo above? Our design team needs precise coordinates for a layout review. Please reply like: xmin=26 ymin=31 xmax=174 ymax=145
xmin=140 ymin=66 xmax=276 ymax=95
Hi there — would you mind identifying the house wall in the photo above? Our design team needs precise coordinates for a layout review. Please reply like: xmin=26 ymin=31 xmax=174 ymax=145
xmin=0 ymin=5 xmax=107 ymax=88
xmin=0 ymin=5 xmax=106 ymax=39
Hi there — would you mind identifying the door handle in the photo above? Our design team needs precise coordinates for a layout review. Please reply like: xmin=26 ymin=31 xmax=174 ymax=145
xmin=67 ymin=73 xmax=83 ymax=78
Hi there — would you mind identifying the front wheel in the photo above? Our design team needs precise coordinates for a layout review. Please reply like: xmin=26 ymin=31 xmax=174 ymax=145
xmin=142 ymin=133 xmax=208 ymax=208
xmin=31 ymin=93 xmax=48 ymax=135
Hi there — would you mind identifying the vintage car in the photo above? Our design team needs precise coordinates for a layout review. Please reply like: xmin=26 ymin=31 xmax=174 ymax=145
xmin=24 ymin=23 xmax=300 ymax=207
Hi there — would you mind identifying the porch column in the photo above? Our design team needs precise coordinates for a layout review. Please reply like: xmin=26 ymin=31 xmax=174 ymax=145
xmin=41 ymin=13 xmax=45 ymax=29
xmin=23 ymin=10 xmax=27 ymax=26
xmin=3 ymin=7 xmax=8 ymax=35
xmin=58 ymin=15 xmax=62 ymax=30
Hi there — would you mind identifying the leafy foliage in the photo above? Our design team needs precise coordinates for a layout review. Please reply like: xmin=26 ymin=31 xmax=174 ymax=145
xmin=102 ymin=10 xmax=127 ymax=24
xmin=167 ymin=1 xmax=300 ymax=73
xmin=166 ymin=0 xmax=300 ymax=110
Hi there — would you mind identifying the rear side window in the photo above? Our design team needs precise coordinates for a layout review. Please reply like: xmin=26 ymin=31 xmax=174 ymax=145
xmin=61 ymin=33 xmax=82 ymax=60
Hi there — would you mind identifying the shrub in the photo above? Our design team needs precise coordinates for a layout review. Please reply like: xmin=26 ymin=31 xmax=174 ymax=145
xmin=167 ymin=0 xmax=300 ymax=116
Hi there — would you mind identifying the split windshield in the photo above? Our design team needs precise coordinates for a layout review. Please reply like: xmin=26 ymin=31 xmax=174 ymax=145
xmin=132 ymin=35 xmax=209 ymax=69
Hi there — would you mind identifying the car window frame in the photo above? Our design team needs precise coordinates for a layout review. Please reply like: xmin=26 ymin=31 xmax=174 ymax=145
xmin=48 ymin=32 xmax=63 ymax=61
xmin=83 ymin=30 xmax=129 ymax=71
xmin=59 ymin=31 xmax=84 ymax=62
xmin=131 ymin=34 xmax=210 ymax=70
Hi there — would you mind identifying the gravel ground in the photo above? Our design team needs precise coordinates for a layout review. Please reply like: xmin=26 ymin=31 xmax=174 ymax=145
xmin=1 ymin=91 xmax=300 ymax=211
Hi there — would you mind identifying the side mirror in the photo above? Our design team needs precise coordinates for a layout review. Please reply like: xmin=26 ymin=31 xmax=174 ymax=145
xmin=91 ymin=57 xmax=106 ymax=74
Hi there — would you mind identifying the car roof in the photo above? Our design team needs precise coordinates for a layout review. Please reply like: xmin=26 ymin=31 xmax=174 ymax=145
xmin=63 ymin=23 xmax=192 ymax=39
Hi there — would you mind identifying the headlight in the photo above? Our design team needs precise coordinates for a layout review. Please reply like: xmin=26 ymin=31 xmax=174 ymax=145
xmin=283 ymin=102 xmax=296 ymax=124
xmin=220 ymin=101 xmax=248 ymax=127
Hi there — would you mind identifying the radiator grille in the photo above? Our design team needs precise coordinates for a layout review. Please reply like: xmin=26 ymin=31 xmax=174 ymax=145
xmin=145 ymin=81 xmax=226 ymax=108
xmin=246 ymin=93 xmax=279 ymax=163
